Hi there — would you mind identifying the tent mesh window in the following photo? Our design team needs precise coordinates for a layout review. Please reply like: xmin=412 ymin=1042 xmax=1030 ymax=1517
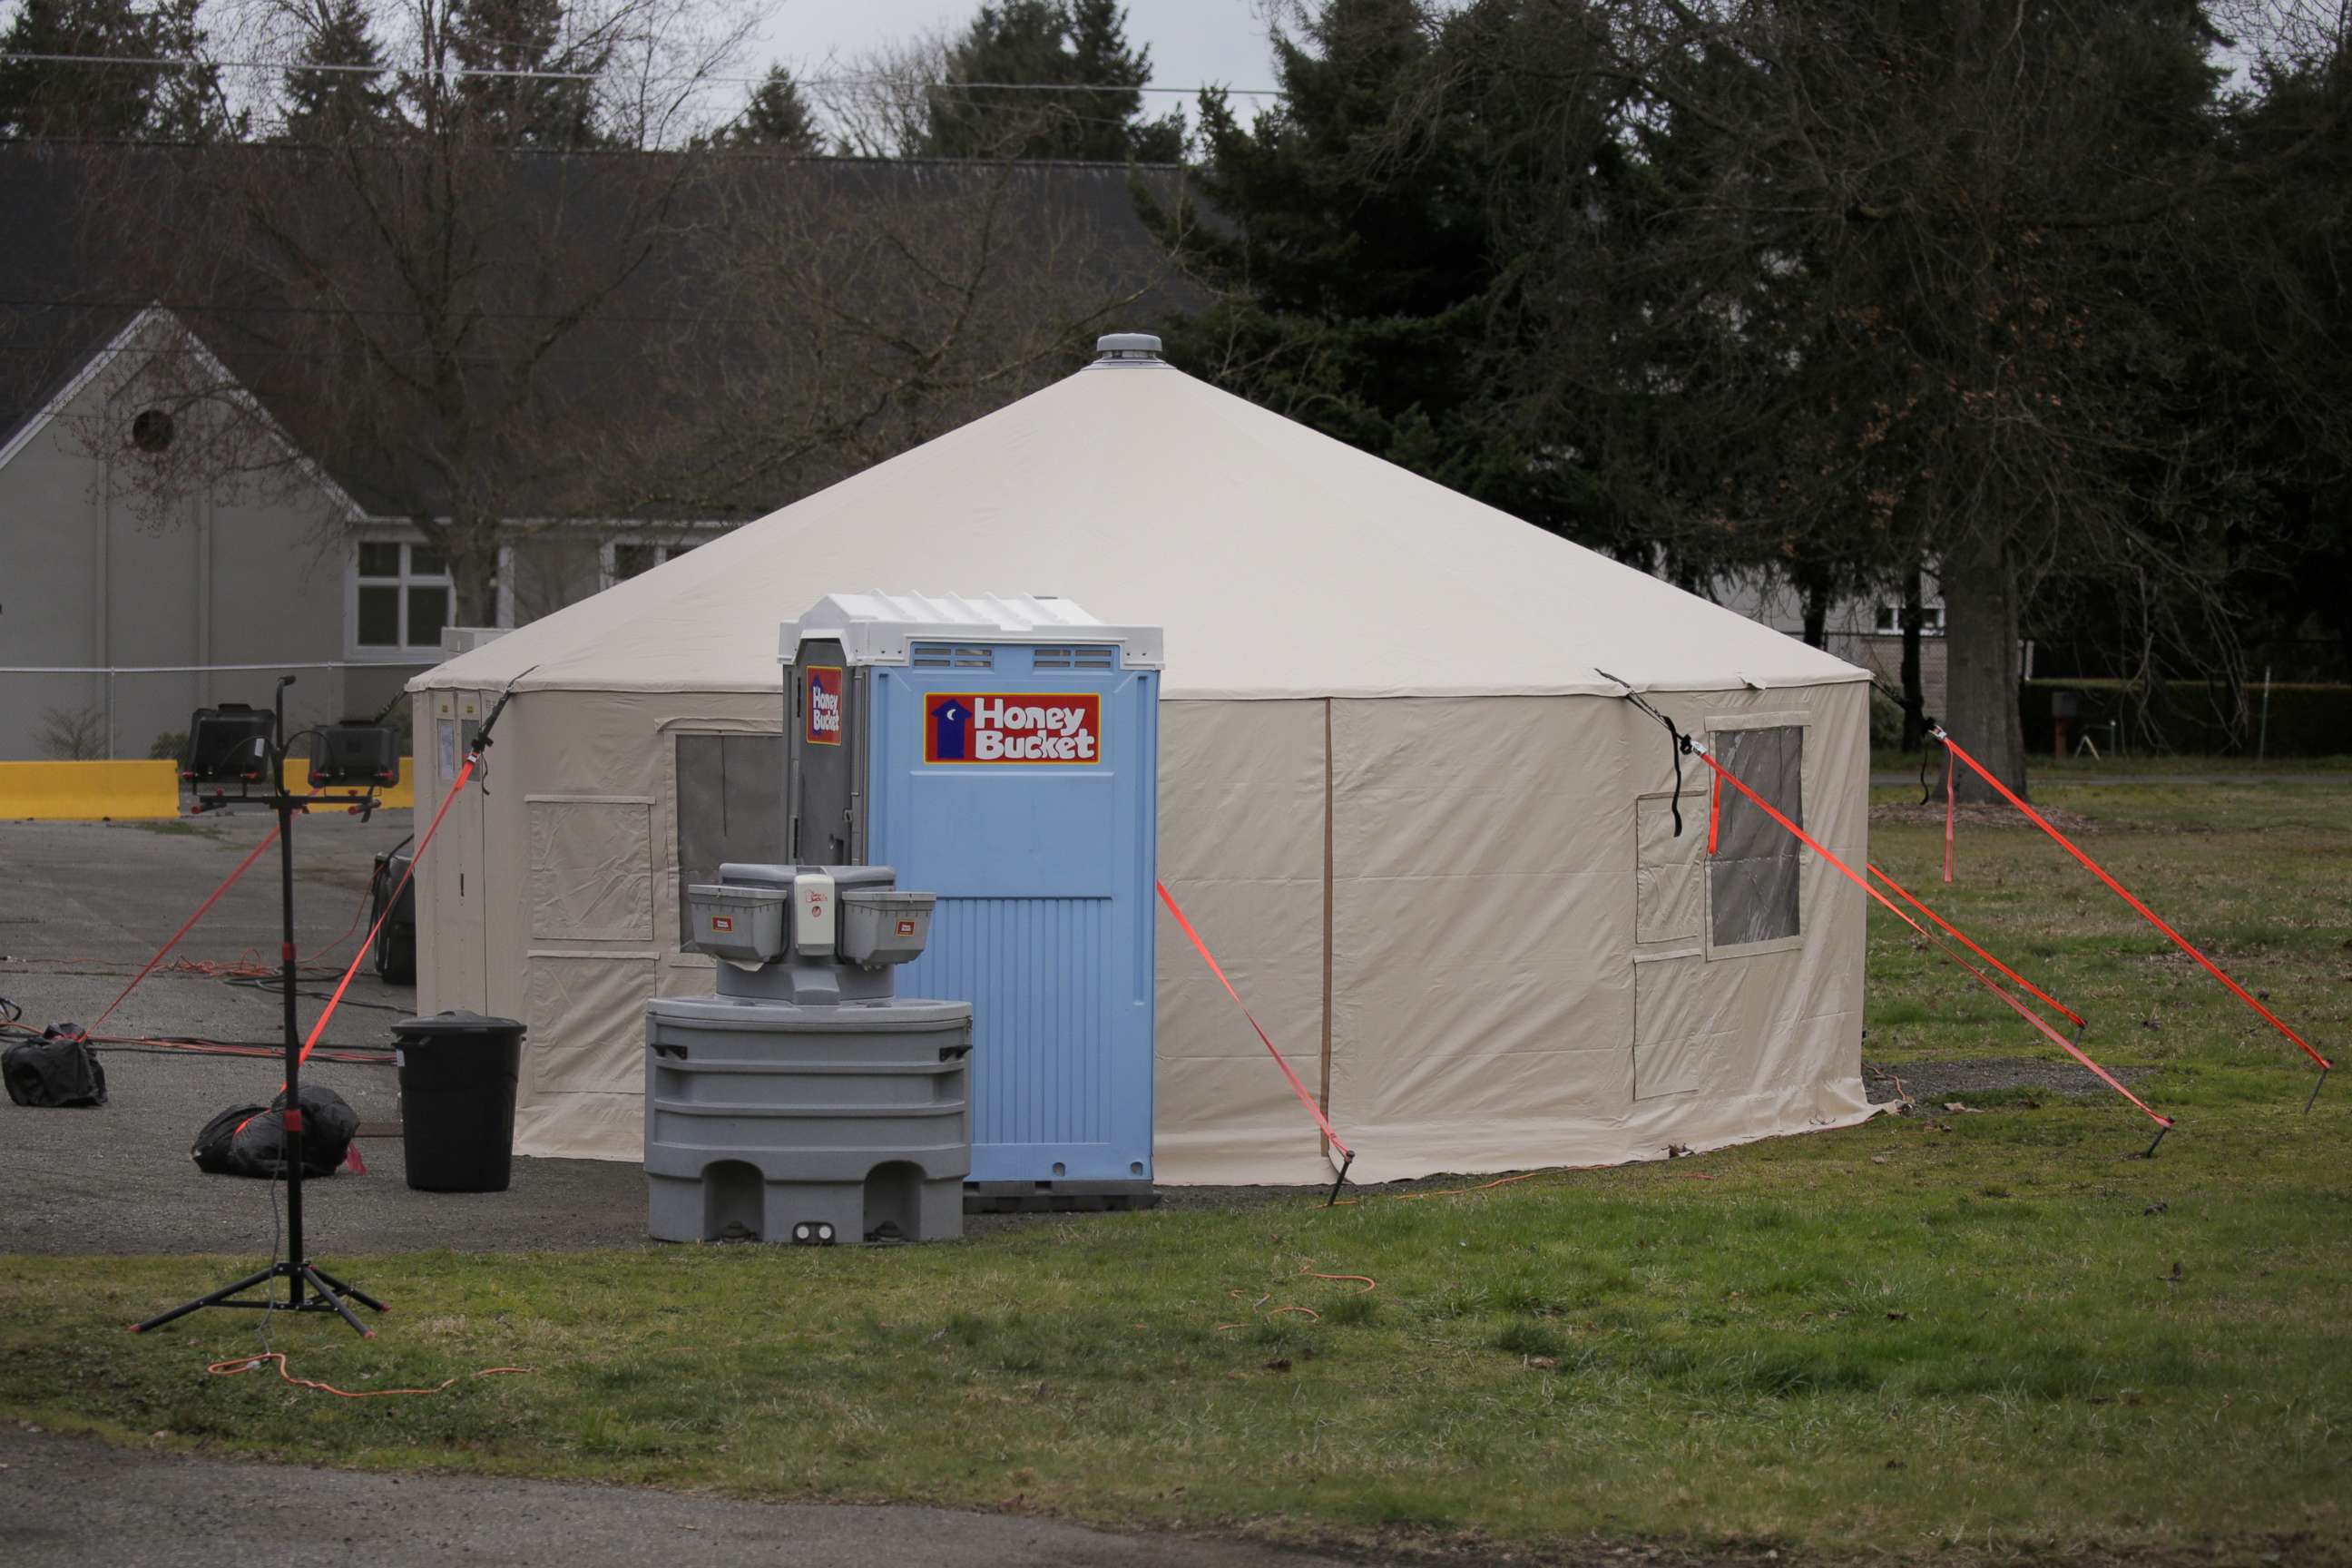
xmin=673 ymin=733 xmax=785 ymax=946
xmin=1710 ymin=726 xmax=1803 ymax=947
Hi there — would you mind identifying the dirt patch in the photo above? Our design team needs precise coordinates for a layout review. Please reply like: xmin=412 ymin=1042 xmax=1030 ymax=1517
xmin=1870 ymin=800 xmax=2095 ymax=831
xmin=1862 ymin=1054 xmax=2154 ymax=1105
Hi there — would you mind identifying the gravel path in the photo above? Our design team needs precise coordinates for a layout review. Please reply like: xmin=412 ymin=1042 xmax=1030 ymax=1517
xmin=1862 ymin=1055 xmax=2154 ymax=1105
xmin=0 ymin=815 xmax=647 ymax=1257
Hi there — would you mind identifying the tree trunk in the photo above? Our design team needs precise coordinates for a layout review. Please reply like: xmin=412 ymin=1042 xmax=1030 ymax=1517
xmin=451 ymin=536 xmax=500 ymax=630
xmin=1801 ymin=582 xmax=1828 ymax=650
xmin=1899 ymin=564 xmax=1926 ymax=750
xmin=1940 ymin=530 xmax=2029 ymax=803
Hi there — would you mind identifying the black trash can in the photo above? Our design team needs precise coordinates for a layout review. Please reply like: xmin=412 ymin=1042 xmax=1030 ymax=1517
xmin=392 ymin=1011 xmax=525 ymax=1192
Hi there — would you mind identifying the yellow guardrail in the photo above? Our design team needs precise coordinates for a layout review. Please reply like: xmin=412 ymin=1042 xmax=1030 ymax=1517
xmin=0 ymin=760 xmax=180 ymax=820
xmin=0 ymin=758 xmax=416 ymax=819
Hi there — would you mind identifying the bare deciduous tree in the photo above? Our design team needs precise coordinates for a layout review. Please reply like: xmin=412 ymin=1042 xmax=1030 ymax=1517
xmin=66 ymin=0 xmax=755 ymax=624
xmin=37 ymin=705 xmax=109 ymax=760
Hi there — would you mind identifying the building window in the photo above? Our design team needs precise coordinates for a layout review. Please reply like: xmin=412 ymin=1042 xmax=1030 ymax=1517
xmin=1875 ymin=604 xmax=1943 ymax=634
xmin=1709 ymin=725 xmax=1804 ymax=949
xmin=603 ymin=537 xmax=700 ymax=587
xmin=130 ymin=407 xmax=175 ymax=453
xmin=355 ymin=542 xmax=453 ymax=652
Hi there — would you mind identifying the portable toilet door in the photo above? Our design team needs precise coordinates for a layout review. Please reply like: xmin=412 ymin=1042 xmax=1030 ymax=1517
xmin=781 ymin=594 xmax=1161 ymax=1205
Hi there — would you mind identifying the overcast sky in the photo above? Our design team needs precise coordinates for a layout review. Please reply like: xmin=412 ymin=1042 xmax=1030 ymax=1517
xmin=750 ymin=0 xmax=1286 ymax=100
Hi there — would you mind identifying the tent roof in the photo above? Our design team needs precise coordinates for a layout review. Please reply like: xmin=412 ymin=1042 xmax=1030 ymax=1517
xmin=419 ymin=358 xmax=1866 ymax=701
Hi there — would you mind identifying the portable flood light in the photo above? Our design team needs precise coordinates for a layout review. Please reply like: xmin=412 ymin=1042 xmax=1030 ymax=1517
xmin=181 ymin=703 xmax=276 ymax=784
xmin=309 ymin=721 xmax=402 ymax=788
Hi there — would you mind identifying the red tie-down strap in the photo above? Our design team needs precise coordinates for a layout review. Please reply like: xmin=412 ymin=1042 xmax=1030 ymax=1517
xmin=1866 ymin=860 xmax=2085 ymax=1032
xmin=1156 ymin=880 xmax=1352 ymax=1163
xmin=282 ymin=754 xmax=478 ymax=1085
xmin=1936 ymin=731 xmax=2330 ymax=1073
xmin=1693 ymin=750 xmax=2172 ymax=1130
xmin=1944 ymin=744 xmax=1956 ymax=885
xmin=93 ymin=824 xmax=281 ymax=1028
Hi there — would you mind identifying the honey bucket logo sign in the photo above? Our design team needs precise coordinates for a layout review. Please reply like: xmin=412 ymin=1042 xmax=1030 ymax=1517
xmin=926 ymin=692 xmax=1102 ymax=764
xmin=804 ymin=666 xmax=844 ymax=746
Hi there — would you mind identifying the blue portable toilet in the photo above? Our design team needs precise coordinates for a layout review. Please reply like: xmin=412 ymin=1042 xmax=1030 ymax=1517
xmin=779 ymin=593 xmax=1162 ymax=1206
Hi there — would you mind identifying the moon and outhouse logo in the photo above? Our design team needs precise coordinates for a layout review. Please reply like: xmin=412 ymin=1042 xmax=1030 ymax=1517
xmin=926 ymin=692 xmax=1102 ymax=764
xmin=804 ymin=666 xmax=844 ymax=746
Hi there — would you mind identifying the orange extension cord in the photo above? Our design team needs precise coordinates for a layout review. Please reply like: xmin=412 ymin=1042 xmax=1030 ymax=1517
xmin=208 ymin=1351 xmax=533 ymax=1400
xmin=1216 ymin=1260 xmax=1378 ymax=1329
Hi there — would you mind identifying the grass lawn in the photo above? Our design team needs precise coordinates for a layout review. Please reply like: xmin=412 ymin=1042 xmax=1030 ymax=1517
xmin=5 ymin=781 xmax=2349 ymax=1562
xmin=1870 ymin=746 xmax=2352 ymax=777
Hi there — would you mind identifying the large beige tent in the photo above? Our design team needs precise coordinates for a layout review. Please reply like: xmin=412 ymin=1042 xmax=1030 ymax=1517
xmin=412 ymin=341 xmax=1875 ymax=1185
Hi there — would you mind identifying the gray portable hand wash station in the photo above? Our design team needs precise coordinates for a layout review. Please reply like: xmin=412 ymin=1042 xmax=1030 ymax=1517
xmin=645 ymin=592 xmax=1162 ymax=1243
xmin=645 ymin=865 xmax=973 ymax=1244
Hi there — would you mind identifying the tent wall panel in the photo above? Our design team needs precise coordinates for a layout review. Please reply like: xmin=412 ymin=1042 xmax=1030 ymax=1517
xmin=1328 ymin=696 xmax=1639 ymax=1181
xmin=1151 ymin=699 xmax=1329 ymax=1183
xmin=525 ymin=798 xmax=656 ymax=942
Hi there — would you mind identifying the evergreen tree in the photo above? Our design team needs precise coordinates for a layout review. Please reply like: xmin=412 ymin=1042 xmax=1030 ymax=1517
xmin=924 ymin=0 xmax=1179 ymax=162
xmin=719 ymin=64 xmax=822 ymax=153
xmin=282 ymin=0 xmax=395 ymax=142
xmin=446 ymin=0 xmax=604 ymax=148
xmin=0 ymin=0 xmax=233 ymax=141
xmin=2190 ymin=45 xmax=2352 ymax=681
xmin=1149 ymin=1 xmax=1538 ymax=516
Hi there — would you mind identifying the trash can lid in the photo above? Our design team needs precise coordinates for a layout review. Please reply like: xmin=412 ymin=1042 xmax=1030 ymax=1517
xmin=391 ymin=1009 xmax=525 ymax=1037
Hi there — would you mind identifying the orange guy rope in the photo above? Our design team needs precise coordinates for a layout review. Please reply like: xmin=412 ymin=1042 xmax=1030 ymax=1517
xmin=284 ymin=755 xmax=475 ymax=1085
xmin=1944 ymin=744 xmax=1956 ymax=884
xmin=1937 ymin=730 xmax=2330 ymax=1072
xmin=1694 ymin=749 xmax=2172 ymax=1132
xmin=1867 ymin=860 xmax=2085 ymax=1030
xmin=1156 ymin=880 xmax=1353 ymax=1165
xmin=93 ymin=824 xmax=280 ymax=1027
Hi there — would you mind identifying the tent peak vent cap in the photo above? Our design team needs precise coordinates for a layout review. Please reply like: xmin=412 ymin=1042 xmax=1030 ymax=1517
xmin=1093 ymin=332 xmax=1164 ymax=365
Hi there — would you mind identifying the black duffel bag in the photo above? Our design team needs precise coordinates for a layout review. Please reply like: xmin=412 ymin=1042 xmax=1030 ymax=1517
xmin=3 ymin=1022 xmax=108 ymax=1108
xmin=191 ymin=1084 xmax=358 ymax=1178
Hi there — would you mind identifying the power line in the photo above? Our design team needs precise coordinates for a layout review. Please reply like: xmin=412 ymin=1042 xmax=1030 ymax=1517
xmin=0 ymin=130 xmax=1208 ymax=160
xmin=0 ymin=293 xmax=854 ymax=328
xmin=0 ymin=51 xmax=1280 ymax=95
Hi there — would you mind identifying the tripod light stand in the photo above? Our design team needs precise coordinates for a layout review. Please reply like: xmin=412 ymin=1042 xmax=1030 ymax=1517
xmin=133 ymin=678 xmax=390 ymax=1338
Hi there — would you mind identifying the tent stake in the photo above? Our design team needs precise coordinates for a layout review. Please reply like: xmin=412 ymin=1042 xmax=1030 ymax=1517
xmin=1325 ymin=1150 xmax=1355 ymax=1208
xmin=2306 ymin=1067 xmax=2329 ymax=1115
xmin=2138 ymin=1123 xmax=2171 ymax=1160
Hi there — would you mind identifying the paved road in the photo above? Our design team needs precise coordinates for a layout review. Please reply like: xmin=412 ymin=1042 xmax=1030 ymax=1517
xmin=0 ymin=1426 xmax=1357 ymax=1568
xmin=0 ymin=814 xmax=649 ymax=1257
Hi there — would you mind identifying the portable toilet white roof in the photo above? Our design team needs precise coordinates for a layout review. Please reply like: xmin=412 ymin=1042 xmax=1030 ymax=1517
xmin=780 ymin=592 xmax=1164 ymax=669
xmin=415 ymin=335 xmax=1873 ymax=1185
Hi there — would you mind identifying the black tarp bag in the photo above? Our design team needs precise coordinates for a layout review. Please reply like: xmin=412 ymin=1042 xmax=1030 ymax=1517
xmin=191 ymin=1084 xmax=358 ymax=1177
xmin=3 ymin=1022 xmax=108 ymax=1108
